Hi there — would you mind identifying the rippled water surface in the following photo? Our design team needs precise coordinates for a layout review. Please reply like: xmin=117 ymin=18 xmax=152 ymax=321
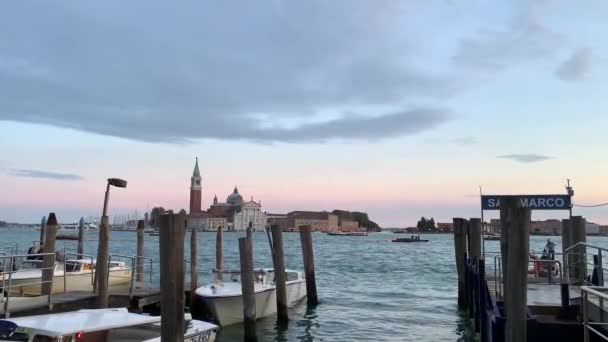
xmin=3 ymin=228 xmax=608 ymax=341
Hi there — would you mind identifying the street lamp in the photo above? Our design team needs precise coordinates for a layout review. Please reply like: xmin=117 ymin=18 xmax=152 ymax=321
xmin=102 ymin=178 xmax=128 ymax=218
xmin=96 ymin=177 xmax=127 ymax=308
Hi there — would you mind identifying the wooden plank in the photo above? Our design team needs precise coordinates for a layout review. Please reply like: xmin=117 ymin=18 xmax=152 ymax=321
xmin=159 ymin=211 xmax=186 ymax=342
xmin=453 ymin=218 xmax=467 ymax=308
xmin=190 ymin=227 xmax=198 ymax=304
xmin=502 ymin=196 xmax=531 ymax=342
xmin=216 ymin=226 xmax=224 ymax=281
xmin=41 ymin=213 xmax=57 ymax=296
xmin=136 ymin=220 xmax=145 ymax=282
xmin=299 ymin=225 xmax=318 ymax=305
xmin=271 ymin=225 xmax=288 ymax=322
xmin=239 ymin=237 xmax=257 ymax=341
xmin=95 ymin=215 xmax=110 ymax=308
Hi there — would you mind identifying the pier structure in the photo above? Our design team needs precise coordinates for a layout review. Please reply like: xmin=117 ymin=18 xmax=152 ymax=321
xmin=455 ymin=193 xmax=608 ymax=342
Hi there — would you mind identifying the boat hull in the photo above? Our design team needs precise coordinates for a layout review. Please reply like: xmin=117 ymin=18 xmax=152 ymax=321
xmin=3 ymin=270 xmax=132 ymax=296
xmin=392 ymin=239 xmax=429 ymax=243
xmin=192 ymin=280 xmax=306 ymax=326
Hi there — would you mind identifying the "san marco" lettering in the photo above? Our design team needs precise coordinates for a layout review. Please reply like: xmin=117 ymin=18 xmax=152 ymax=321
xmin=481 ymin=195 xmax=571 ymax=210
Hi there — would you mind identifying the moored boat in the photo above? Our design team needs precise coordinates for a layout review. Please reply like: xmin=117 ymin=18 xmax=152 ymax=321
xmin=191 ymin=269 xmax=306 ymax=326
xmin=484 ymin=234 xmax=501 ymax=241
xmin=0 ymin=259 xmax=131 ymax=296
xmin=0 ymin=307 xmax=218 ymax=341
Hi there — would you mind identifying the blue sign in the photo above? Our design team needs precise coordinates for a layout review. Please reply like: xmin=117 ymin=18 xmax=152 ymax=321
xmin=481 ymin=195 xmax=571 ymax=210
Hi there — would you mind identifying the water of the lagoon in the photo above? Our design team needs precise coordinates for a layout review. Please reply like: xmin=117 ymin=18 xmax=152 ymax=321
xmin=2 ymin=228 xmax=607 ymax=341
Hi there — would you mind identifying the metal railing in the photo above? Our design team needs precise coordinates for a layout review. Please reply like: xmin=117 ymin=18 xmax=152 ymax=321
xmin=581 ymin=286 xmax=608 ymax=341
xmin=493 ymin=256 xmax=562 ymax=300
xmin=1 ymin=252 xmax=56 ymax=318
xmin=564 ymin=242 xmax=607 ymax=287
xmin=0 ymin=243 xmax=19 ymax=257
xmin=107 ymin=254 xmax=156 ymax=299
xmin=62 ymin=251 xmax=96 ymax=293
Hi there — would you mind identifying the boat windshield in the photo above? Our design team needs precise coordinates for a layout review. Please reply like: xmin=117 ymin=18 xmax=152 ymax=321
xmin=64 ymin=261 xmax=82 ymax=272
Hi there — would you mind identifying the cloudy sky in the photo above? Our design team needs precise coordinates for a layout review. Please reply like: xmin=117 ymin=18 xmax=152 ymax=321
xmin=1 ymin=0 xmax=607 ymax=226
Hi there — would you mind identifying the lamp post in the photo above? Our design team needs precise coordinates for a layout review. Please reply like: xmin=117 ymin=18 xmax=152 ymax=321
xmin=95 ymin=178 xmax=127 ymax=308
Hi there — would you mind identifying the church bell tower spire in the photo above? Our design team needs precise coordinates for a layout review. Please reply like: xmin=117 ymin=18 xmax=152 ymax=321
xmin=189 ymin=157 xmax=202 ymax=214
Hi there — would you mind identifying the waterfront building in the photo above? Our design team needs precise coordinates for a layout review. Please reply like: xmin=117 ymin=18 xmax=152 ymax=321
xmin=275 ymin=211 xmax=339 ymax=232
xmin=339 ymin=219 xmax=360 ymax=232
xmin=436 ymin=222 xmax=454 ymax=233
xmin=187 ymin=159 xmax=266 ymax=231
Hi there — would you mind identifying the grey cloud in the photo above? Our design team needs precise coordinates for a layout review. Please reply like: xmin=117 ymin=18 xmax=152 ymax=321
xmin=497 ymin=154 xmax=553 ymax=163
xmin=3 ymin=168 xmax=83 ymax=181
xmin=453 ymin=2 xmax=564 ymax=72
xmin=0 ymin=1 xmax=456 ymax=143
xmin=555 ymin=48 xmax=592 ymax=81
xmin=450 ymin=136 xmax=477 ymax=145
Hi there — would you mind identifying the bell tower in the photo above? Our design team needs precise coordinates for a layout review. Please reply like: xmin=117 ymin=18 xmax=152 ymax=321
xmin=189 ymin=157 xmax=202 ymax=214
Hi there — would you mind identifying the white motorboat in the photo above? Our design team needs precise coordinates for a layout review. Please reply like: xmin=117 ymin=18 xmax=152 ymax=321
xmin=58 ymin=222 xmax=98 ymax=231
xmin=0 ymin=308 xmax=218 ymax=341
xmin=1 ymin=259 xmax=132 ymax=296
xmin=191 ymin=269 xmax=306 ymax=326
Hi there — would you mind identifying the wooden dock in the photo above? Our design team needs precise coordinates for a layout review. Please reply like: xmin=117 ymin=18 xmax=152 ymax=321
xmin=4 ymin=284 xmax=161 ymax=318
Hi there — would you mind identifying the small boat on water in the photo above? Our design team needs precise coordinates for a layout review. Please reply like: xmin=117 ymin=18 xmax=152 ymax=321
xmin=0 ymin=307 xmax=218 ymax=341
xmin=191 ymin=269 xmax=306 ymax=326
xmin=148 ymin=232 xmax=159 ymax=237
xmin=56 ymin=234 xmax=79 ymax=241
xmin=59 ymin=221 xmax=98 ymax=231
xmin=392 ymin=236 xmax=429 ymax=243
xmin=484 ymin=234 xmax=501 ymax=241
xmin=0 ymin=259 xmax=131 ymax=296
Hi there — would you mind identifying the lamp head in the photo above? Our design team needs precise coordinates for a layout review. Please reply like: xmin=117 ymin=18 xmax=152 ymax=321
xmin=107 ymin=178 xmax=127 ymax=188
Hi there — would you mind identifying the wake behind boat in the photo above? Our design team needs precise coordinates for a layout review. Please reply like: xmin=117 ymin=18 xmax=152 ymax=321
xmin=191 ymin=269 xmax=306 ymax=326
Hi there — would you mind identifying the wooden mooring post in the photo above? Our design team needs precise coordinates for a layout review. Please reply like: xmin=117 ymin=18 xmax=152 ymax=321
xmin=216 ymin=226 xmax=224 ymax=281
xmin=501 ymin=197 xmax=531 ymax=342
xmin=159 ymin=211 xmax=186 ymax=342
xmin=39 ymin=216 xmax=46 ymax=246
xmin=561 ymin=219 xmax=572 ymax=281
xmin=136 ymin=220 xmax=145 ymax=282
xmin=77 ymin=217 xmax=85 ymax=259
xmin=570 ymin=216 xmax=587 ymax=285
xmin=453 ymin=218 xmax=467 ymax=309
xmin=41 ymin=213 xmax=58 ymax=296
xmin=190 ymin=226 xmax=198 ymax=303
xmin=271 ymin=225 xmax=288 ymax=322
xmin=239 ymin=237 xmax=257 ymax=341
xmin=299 ymin=225 xmax=318 ymax=305
xmin=95 ymin=215 xmax=110 ymax=308
xmin=469 ymin=218 xmax=482 ymax=331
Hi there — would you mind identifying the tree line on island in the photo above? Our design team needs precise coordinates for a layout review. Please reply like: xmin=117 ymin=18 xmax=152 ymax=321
xmin=416 ymin=217 xmax=437 ymax=232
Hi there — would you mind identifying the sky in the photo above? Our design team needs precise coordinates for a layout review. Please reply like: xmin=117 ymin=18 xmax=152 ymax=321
xmin=1 ymin=0 xmax=607 ymax=226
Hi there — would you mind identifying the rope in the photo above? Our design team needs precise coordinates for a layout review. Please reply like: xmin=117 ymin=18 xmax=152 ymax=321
xmin=573 ymin=202 xmax=608 ymax=208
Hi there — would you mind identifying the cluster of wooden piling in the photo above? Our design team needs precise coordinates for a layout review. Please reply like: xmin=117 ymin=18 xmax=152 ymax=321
xmin=454 ymin=199 xmax=534 ymax=341
xmin=237 ymin=224 xmax=318 ymax=341
xmin=26 ymin=210 xmax=320 ymax=341
xmin=454 ymin=197 xmax=598 ymax=342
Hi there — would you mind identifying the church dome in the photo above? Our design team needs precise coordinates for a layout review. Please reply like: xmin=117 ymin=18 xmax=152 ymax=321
xmin=227 ymin=186 xmax=243 ymax=206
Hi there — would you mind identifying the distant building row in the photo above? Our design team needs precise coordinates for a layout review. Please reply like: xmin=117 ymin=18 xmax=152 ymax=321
xmin=268 ymin=211 xmax=361 ymax=233
xmin=185 ymin=158 xmax=362 ymax=233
